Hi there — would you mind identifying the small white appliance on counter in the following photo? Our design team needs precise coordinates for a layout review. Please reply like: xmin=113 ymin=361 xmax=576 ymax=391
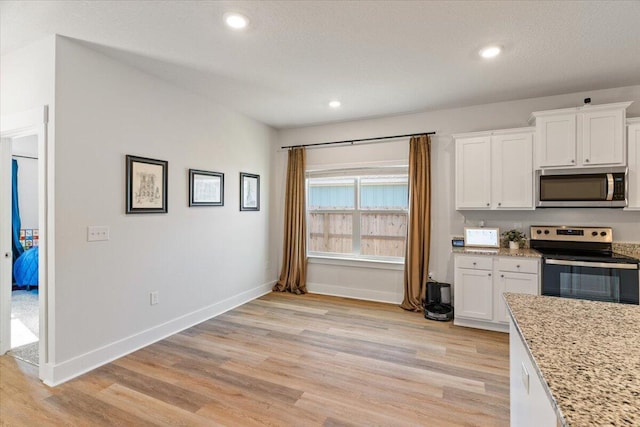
xmin=463 ymin=227 xmax=500 ymax=248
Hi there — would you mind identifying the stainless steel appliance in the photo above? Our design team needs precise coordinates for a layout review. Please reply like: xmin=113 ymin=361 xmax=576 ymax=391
xmin=530 ymin=226 xmax=639 ymax=304
xmin=536 ymin=168 xmax=627 ymax=208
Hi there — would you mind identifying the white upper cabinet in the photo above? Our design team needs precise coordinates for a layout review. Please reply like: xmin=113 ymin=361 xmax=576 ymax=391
xmin=627 ymin=119 xmax=640 ymax=210
xmin=534 ymin=113 xmax=577 ymax=167
xmin=582 ymin=108 xmax=626 ymax=165
xmin=455 ymin=128 xmax=534 ymax=210
xmin=492 ymin=132 xmax=534 ymax=209
xmin=531 ymin=102 xmax=632 ymax=169
xmin=455 ymin=135 xmax=491 ymax=209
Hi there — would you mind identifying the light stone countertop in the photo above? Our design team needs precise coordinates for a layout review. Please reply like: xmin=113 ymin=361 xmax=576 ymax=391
xmin=504 ymin=293 xmax=640 ymax=426
xmin=613 ymin=242 xmax=640 ymax=260
xmin=452 ymin=247 xmax=542 ymax=258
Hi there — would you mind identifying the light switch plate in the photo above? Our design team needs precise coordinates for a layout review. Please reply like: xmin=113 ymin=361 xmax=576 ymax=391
xmin=87 ymin=226 xmax=109 ymax=242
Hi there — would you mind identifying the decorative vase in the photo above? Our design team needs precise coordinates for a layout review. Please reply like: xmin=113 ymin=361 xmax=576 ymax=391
xmin=509 ymin=241 xmax=519 ymax=250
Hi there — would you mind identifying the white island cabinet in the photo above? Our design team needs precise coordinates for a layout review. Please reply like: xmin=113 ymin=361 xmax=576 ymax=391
xmin=509 ymin=319 xmax=558 ymax=427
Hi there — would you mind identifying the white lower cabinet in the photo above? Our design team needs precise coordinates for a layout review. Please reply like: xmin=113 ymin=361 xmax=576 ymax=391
xmin=454 ymin=267 xmax=493 ymax=320
xmin=454 ymin=254 xmax=539 ymax=332
xmin=510 ymin=320 xmax=558 ymax=426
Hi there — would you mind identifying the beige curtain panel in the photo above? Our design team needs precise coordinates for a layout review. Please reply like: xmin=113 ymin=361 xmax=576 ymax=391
xmin=401 ymin=135 xmax=432 ymax=311
xmin=274 ymin=147 xmax=308 ymax=294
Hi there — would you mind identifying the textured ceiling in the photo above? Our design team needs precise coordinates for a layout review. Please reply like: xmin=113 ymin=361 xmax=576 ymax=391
xmin=1 ymin=1 xmax=640 ymax=128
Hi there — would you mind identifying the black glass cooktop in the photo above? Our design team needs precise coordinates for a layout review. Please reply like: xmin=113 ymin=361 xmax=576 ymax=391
xmin=535 ymin=248 xmax=640 ymax=264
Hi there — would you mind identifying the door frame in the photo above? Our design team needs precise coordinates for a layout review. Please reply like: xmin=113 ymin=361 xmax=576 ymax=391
xmin=0 ymin=106 xmax=51 ymax=382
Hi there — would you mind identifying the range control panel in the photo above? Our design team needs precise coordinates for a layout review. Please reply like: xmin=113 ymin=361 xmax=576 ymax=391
xmin=530 ymin=226 xmax=613 ymax=243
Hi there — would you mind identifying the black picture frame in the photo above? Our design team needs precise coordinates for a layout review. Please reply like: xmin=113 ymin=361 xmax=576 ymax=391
xmin=240 ymin=172 xmax=260 ymax=211
xmin=126 ymin=155 xmax=168 ymax=214
xmin=189 ymin=169 xmax=224 ymax=207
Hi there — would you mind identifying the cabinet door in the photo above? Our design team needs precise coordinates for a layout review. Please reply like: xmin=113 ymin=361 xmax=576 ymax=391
xmin=492 ymin=133 xmax=534 ymax=209
xmin=628 ymin=123 xmax=640 ymax=209
xmin=510 ymin=321 xmax=558 ymax=427
xmin=582 ymin=108 xmax=625 ymax=166
xmin=536 ymin=114 xmax=576 ymax=168
xmin=454 ymin=268 xmax=493 ymax=320
xmin=495 ymin=272 xmax=538 ymax=323
xmin=455 ymin=136 xmax=491 ymax=209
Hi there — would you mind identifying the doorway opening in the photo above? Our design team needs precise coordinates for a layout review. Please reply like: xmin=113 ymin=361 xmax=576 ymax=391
xmin=0 ymin=106 xmax=49 ymax=382
xmin=8 ymin=135 xmax=40 ymax=365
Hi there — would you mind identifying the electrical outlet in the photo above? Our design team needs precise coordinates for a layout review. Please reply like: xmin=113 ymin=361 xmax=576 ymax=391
xmin=150 ymin=291 xmax=159 ymax=305
xmin=87 ymin=226 xmax=109 ymax=242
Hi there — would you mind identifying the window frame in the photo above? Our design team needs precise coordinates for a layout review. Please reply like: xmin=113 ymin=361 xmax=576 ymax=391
xmin=306 ymin=167 xmax=409 ymax=263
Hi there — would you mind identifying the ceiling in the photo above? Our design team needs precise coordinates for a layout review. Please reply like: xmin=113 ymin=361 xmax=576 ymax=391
xmin=2 ymin=1 xmax=640 ymax=129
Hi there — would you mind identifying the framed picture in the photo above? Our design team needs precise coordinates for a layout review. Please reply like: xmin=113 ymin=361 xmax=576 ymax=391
xmin=126 ymin=155 xmax=168 ymax=214
xmin=189 ymin=169 xmax=224 ymax=207
xmin=240 ymin=172 xmax=260 ymax=211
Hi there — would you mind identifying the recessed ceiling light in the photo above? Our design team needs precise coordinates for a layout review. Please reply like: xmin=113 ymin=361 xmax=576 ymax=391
xmin=329 ymin=100 xmax=341 ymax=108
xmin=224 ymin=13 xmax=249 ymax=30
xmin=479 ymin=45 xmax=502 ymax=59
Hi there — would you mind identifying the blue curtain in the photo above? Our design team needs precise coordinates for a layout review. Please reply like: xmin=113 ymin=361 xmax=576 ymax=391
xmin=12 ymin=159 xmax=23 ymax=262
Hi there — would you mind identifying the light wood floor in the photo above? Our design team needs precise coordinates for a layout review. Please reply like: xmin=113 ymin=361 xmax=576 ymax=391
xmin=0 ymin=292 xmax=509 ymax=426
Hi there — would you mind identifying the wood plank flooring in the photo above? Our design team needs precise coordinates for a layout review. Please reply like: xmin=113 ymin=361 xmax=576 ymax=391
xmin=0 ymin=292 xmax=510 ymax=426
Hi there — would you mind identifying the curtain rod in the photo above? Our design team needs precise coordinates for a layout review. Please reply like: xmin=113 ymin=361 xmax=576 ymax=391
xmin=12 ymin=154 xmax=38 ymax=160
xmin=281 ymin=131 xmax=436 ymax=150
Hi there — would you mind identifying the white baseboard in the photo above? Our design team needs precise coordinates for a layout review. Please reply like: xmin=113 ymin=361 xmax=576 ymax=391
xmin=307 ymin=282 xmax=402 ymax=304
xmin=453 ymin=317 xmax=509 ymax=333
xmin=44 ymin=281 xmax=274 ymax=387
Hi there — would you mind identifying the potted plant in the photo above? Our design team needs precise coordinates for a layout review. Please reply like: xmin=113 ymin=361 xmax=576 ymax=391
xmin=503 ymin=229 xmax=526 ymax=250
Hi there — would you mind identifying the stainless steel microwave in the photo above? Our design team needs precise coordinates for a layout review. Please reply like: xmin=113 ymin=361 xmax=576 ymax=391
xmin=536 ymin=168 xmax=627 ymax=208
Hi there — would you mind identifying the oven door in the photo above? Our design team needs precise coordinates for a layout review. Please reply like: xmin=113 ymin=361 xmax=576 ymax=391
xmin=542 ymin=259 xmax=639 ymax=304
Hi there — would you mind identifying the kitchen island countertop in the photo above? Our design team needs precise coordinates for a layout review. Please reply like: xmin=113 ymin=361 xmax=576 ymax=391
xmin=504 ymin=293 xmax=640 ymax=426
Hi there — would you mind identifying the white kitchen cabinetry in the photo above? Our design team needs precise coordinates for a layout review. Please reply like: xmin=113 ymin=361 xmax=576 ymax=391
xmin=455 ymin=128 xmax=534 ymax=210
xmin=454 ymin=254 xmax=540 ymax=332
xmin=627 ymin=118 xmax=640 ymax=210
xmin=453 ymin=256 xmax=493 ymax=320
xmin=531 ymin=101 xmax=632 ymax=169
xmin=494 ymin=259 xmax=539 ymax=324
xmin=510 ymin=320 xmax=558 ymax=427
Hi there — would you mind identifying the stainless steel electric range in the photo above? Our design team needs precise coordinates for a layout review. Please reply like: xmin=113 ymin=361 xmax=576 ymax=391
xmin=530 ymin=226 xmax=640 ymax=305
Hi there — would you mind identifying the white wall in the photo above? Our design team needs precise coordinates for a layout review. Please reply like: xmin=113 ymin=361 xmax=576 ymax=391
xmin=273 ymin=85 xmax=640 ymax=303
xmin=13 ymin=135 xmax=39 ymax=230
xmin=48 ymin=37 xmax=275 ymax=383
xmin=0 ymin=36 xmax=55 ymax=117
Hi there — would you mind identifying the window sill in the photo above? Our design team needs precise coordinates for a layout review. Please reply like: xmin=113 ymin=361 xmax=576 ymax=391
xmin=308 ymin=255 xmax=404 ymax=271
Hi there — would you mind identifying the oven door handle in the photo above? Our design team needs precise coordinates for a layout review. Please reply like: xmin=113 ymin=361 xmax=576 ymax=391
xmin=545 ymin=258 xmax=639 ymax=270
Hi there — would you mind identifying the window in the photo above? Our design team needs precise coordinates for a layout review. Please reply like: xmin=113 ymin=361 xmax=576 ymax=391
xmin=307 ymin=168 xmax=408 ymax=261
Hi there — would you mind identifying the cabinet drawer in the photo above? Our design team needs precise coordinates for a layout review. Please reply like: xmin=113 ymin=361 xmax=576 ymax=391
xmin=496 ymin=258 xmax=539 ymax=274
xmin=456 ymin=255 xmax=493 ymax=270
